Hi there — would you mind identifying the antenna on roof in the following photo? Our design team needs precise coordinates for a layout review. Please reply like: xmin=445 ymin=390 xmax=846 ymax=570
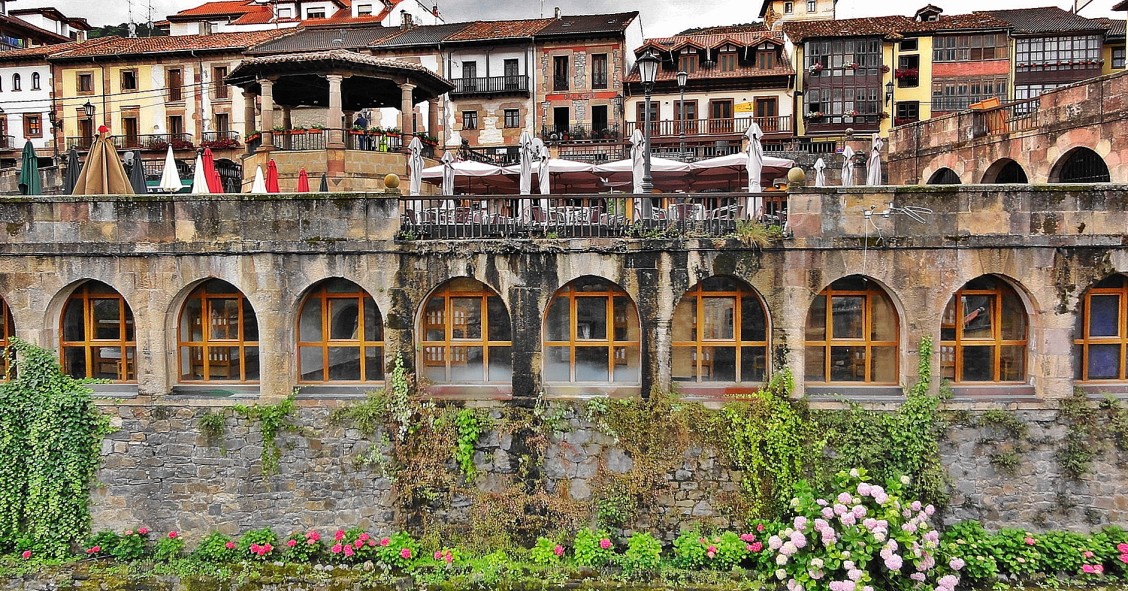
xmin=1072 ymin=0 xmax=1094 ymax=13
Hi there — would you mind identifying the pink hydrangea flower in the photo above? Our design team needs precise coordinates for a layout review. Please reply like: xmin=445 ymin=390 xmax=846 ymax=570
xmin=400 ymin=547 xmax=412 ymax=559
xmin=137 ymin=527 xmax=150 ymax=535
xmin=756 ymin=524 xmax=765 ymax=532
xmin=335 ymin=530 xmax=346 ymax=542
xmin=380 ymin=537 xmax=390 ymax=547
xmin=343 ymin=545 xmax=354 ymax=557
xmin=21 ymin=550 xmax=31 ymax=559
xmin=250 ymin=543 xmax=261 ymax=554
xmin=86 ymin=546 xmax=100 ymax=554
xmin=1083 ymin=551 xmax=1094 ymax=559
xmin=1083 ymin=564 xmax=1096 ymax=574
xmin=554 ymin=545 xmax=564 ymax=556
xmin=599 ymin=538 xmax=611 ymax=550
xmin=308 ymin=531 xmax=321 ymax=541
xmin=307 ymin=539 xmax=317 ymax=545
xmin=331 ymin=543 xmax=343 ymax=554
xmin=740 ymin=533 xmax=756 ymax=542
xmin=355 ymin=539 xmax=363 ymax=549
xmin=1118 ymin=543 xmax=1128 ymax=554
xmin=168 ymin=531 xmax=179 ymax=539
xmin=1119 ymin=554 xmax=1128 ymax=564
xmin=435 ymin=550 xmax=444 ymax=560
xmin=287 ymin=539 xmax=297 ymax=548
xmin=225 ymin=541 xmax=236 ymax=550
xmin=751 ymin=542 xmax=763 ymax=552
xmin=707 ymin=551 xmax=716 ymax=558
xmin=367 ymin=539 xmax=377 ymax=547
xmin=1024 ymin=536 xmax=1036 ymax=546
xmin=358 ymin=533 xmax=370 ymax=542
xmin=444 ymin=553 xmax=453 ymax=564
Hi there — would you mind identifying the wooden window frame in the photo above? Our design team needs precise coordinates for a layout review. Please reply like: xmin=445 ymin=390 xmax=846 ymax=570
xmin=77 ymin=71 xmax=94 ymax=95
xmin=419 ymin=279 xmax=511 ymax=384
xmin=167 ymin=68 xmax=183 ymax=102
xmin=297 ymin=281 xmax=384 ymax=383
xmin=672 ymin=279 xmax=768 ymax=384
xmin=177 ymin=280 xmax=259 ymax=383
xmin=11 ymin=73 xmax=19 ymax=92
xmin=23 ymin=114 xmax=41 ymax=138
xmin=591 ymin=53 xmax=608 ymax=89
xmin=543 ymin=280 xmax=641 ymax=384
xmin=805 ymin=279 xmax=899 ymax=384
xmin=678 ymin=51 xmax=698 ymax=74
xmin=940 ymin=278 xmax=1028 ymax=383
xmin=30 ymin=72 xmax=40 ymax=91
xmin=213 ymin=66 xmax=229 ymax=100
xmin=120 ymin=68 xmax=138 ymax=92
xmin=503 ymin=108 xmax=520 ymax=128
xmin=60 ymin=282 xmax=136 ymax=382
xmin=1074 ymin=276 xmax=1128 ymax=381
xmin=462 ymin=110 xmax=477 ymax=130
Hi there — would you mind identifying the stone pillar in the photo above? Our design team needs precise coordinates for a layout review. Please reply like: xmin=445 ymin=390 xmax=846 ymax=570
xmin=427 ymin=98 xmax=439 ymax=139
xmin=258 ymin=78 xmax=275 ymax=151
xmin=243 ymin=91 xmax=257 ymax=138
xmin=281 ymin=106 xmax=292 ymax=131
xmin=399 ymin=82 xmax=416 ymax=146
xmin=326 ymin=74 xmax=345 ymax=147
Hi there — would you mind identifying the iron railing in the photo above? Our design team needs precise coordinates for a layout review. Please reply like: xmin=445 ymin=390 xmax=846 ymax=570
xmin=627 ymin=116 xmax=792 ymax=137
xmin=450 ymin=75 xmax=530 ymax=96
xmin=201 ymin=131 xmax=241 ymax=148
xmin=66 ymin=133 xmax=195 ymax=151
xmin=344 ymin=131 xmax=404 ymax=152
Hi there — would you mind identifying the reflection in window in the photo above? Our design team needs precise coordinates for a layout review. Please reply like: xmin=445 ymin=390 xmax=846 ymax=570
xmin=672 ymin=277 xmax=768 ymax=383
xmin=940 ymin=276 xmax=1027 ymax=383
xmin=544 ymin=277 xmax=640 ymax=383
xmin=298 ymin=279 xmax=383 ymax=382
xmin=61 ymin=281 xmax=136 ymax=381
xmin=1075 ymin=275 xmax=1128 ymax=381
xmin=178 ymin=279 xmax=259 ymax=382
xmin=804 ymin=276 xmax=899 ymax=383
xmin=420 ymin=278 xmax=511 ymax=383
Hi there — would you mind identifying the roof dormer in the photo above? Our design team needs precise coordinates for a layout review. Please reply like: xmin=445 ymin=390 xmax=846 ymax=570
xmin=914 ymin=4 xmax=943 ymax=22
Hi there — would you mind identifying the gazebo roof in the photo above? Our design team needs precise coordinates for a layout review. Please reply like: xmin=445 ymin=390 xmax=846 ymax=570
xmin=226 ymin=49 xmax=454 ymax=110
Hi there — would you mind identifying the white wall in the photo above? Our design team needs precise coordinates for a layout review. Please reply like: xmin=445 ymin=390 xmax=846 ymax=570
xmin=448 ymin=47 xmax=528 ymax=79
xmin=626 ymin=88 xmax=794 ymax=122
xmin=0 ymin=63 xmax=55 ymax=150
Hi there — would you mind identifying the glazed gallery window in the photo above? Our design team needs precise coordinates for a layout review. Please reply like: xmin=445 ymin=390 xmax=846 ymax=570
xmin=419 ymin=278 xmax=512 ymax=383
xmin=61 ymin=281 xmax=136 ymax=381
xmin=544 ymin=277 xmax=640 ymax=383
xmin=1016 ymin=35 xmax=1101 ymax=68
xmin=805 ymin=38 xmax=883 ymax=75
xmin=1074 ymin=275 xmax=1128 ymax=381
xmin=940 ymin=276 xmax=1027 ymax=383
xmin=298 ymin=278 xmax=384 ymax=383
xmin=672 ymin=277 xmax=768 ymax=383
xmin=931 ymin=78 xmax=1008 ymax=112
xmin=178 ymin=279 xmax=259 ymax=382
xmin=933 ymin=33 xmax=1008 ymax=62
xmin=804 ymin=276 xmax=899 ymax=383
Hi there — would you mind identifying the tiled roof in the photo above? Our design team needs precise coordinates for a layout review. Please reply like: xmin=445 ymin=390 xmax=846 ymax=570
xmin=678 ymin=23 xmax=766 ymax=35
xmin=625 ymin=63 xmax=793 ymax=83
xmin=639 ymin=30 xmax=784 ymax=53
xmin=444 ymin=18 xmax=553 ymax=42
xmin=168 ymin=0 xmax=257 ymax=20
xmin=781 ymin=12 xmax=1011 ymax=42
xmin=247 ymin=24 xmax=399 ymax=55
xmin=979 ymin=7 xmax=1109 ymax=34
xmin=374 ymin=23 xmax=473 ymax=47
xmin=171 ymin=0 xmax=359 ymax=25
xmin=1115 ymin=0 xmax=1128 ymax=11
xmin=536 ymin=12 xmax=638 ymax=37
xmin=0 ymin=13 xmax=71 ymax=43
xmin=1092 ymin=17 xmax=1126 ymax=39
xmin=48 ymin=30 xmax=286 ymax=60
xmin=0 ymin=37 xmax=112 ymax=62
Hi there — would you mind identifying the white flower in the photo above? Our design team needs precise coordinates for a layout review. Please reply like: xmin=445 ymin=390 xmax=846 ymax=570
xmin=776 ymin=553 xmax=789 ymax=565
xmin=850 ymin=468 xmax=861 ymax=477
xmin=900 ymin=475 xmax=911 ymax=485
xmin=776 ymin=568 xmax=788 ymax=580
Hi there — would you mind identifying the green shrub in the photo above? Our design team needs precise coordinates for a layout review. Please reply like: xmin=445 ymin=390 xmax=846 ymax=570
xmin=941 ymin=521 xmax=998 ymax=584
xmin=191 ymin=532 xmax=237 ymax=563
xmin=572 ymin=528 xmax=614 ymax=567
xmin=617 ymin=532 xmax=663 ymax=579
xmin=991 ymin=528 xmax=1042 ymax=577
xmin=109 ymin=529 xmax=150 ymax=561
xmin=283 ymin=530 xmax=324 ymax=562
xmin=238 ymin=528 xmax=279 ymax=561
xmin=1036 ymin=530 xmax=1089 ymax=574
xmin=529 ymin=536 xmax=564 ymax=565
xmin=153 ymin=532 xmax=185 ymax=562
xmin=84 ymin=530 xmax=120 ymax=557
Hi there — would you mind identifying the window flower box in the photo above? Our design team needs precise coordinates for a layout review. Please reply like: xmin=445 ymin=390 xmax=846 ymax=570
xmin=894 ymin=67 xmax=918 ymax=79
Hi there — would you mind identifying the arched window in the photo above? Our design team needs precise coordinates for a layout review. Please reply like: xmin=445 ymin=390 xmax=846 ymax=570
xmin=1074 ymin=275 xmax=1128 ymax=381
xmin=544 ymin=277 xmax=640 ymax=383
xmin=178 ymin=279 xmax=259 ymax=382
xmin=804 ymin=276 xmax=899 ymax=383
xmin=60 ymin=281 xmax=135 ymax=381
xmin=419 ymin=278 xmax=511 ymax=383
xmin=297 ymin=279 xmax=383 ymax=382
xmin=672 ymin=276 xmax=768 ymax=383
xmin=1051 ymin=147 xmax=1111 ymax=183
xmin=940 ymin=275 xmax=1027 ymax=383
xmin=927 ymin=168 xmax=961 ymax=185
xmin=12 ymin=73 xmax=20 ymax=91
xmin=981 ymin=159 xmax=1027 ymax=183
xmin=0 ymin=297 xmax=11 ymax=377
xmin=30 ymin=72 xmax=40 ymax=91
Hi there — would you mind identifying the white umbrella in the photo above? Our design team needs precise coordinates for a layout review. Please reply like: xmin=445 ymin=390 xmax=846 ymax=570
xmin=866 ymin=133 xmax=884 ymax=186
xmin=628 ymin=127 xmax=645 ymax=194
xmin=157 ymin=145 xmax=181 ymax=193
xmin=441 ymin=150 xmax=455 ymax=196
xmin=534 ymin=138 xmax=550 ymax=197
xmin=518 ymin=130 xmax=533 ymax=196
xmin=841 ymin=146 xmax=855 ymax=188
xmin=745 ymin=123 xmax=765 ymax=219
xmin=190 ymin=153 xmax=210 ymax=194
xmin=814 ymin=158 xmax=827 ymax=187
xmin=249 ymin=165 xmax=267 ymax=194
xmin=407 ymin=136 xmax=424 ymax=196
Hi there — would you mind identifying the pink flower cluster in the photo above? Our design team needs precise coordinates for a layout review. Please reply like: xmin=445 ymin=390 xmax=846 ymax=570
xmin=1117 ymin=542 xmax=1128 ymax=564
xmin=740 ymin=532 xmax=763 ymax=553
xmin=599 ymin=538 xmax=612 ymax=550
xmin=1083 ymin=563 xmax=1105 ymax=574
xmin=434 ymin=549 xmax=455 ymax=564
xmin=553 ymin=544 xmax=565 ymax=556
xmin=20 ymin=550 xmax=31 ymax=560
xmin=86 ymin=545 xmax=101 ymax=555
xmin=248 ymin=542 xmax=273 ymax=557
xmin=224 ymin=541 xmax=236 ymax=550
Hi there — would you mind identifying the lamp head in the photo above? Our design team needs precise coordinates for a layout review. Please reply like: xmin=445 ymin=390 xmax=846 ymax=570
xmin=676 ymin=70 xmax=688 ymax=89
xmin=82 ymin=101 xmax=95 ymax=118
xmin=637 ymin=50 xmax=660 ymax=86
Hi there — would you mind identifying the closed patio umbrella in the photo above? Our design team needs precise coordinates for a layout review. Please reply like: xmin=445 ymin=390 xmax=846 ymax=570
xmin=191 ymin=153 xmax=210 ymax=194
xmin=296 ymin=168 xmax=310 ymax=192
xmin=813 ymin=158 xmax=827 ymax=187
xmin=157 ymin=145 xmax=182 ymax=193
xmin=518 ymin=130 xmax=533 ymax=196
xmin=71 ymin=132 xmax=134 ymax=195
xmin=745 ymin=123 xmax=764 ymax=219
xmin=407 ymin=136 xmax=424 ymax=196
xmin=533 ymin=138 xmax=550 ymax=198
xmin=319 ymin=172 xmax=329 ymax=192
xmin=841 ymin=146 xmax=855 ymax=188
xmin=440 ymin=150 xmax=455 ymax=196
xmin=867 ymin=134 xmax=884 ymax=186
xmin=211 ymin=167 xmax=224 ymax=194
xmin=63 ymin=147 xmax=81 ymax=195
xmin=265 ymin=159 xmax=280 ymax=193
xmin=128 ymin=150 xmax=146 ymax=194
xmin=202 ymin=148 xmax=221 ymax=193
xmin=18 ymin=141 xmax=40 ymax=195
xmin=250 ymin=165 xmax=267 ymax=194
xmin=628 ymin=128 xmax=644 ymax=195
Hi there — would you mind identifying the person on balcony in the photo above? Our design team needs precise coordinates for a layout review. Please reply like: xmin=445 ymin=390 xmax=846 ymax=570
xmin=353 ymin=113 xmax=369 ymax=150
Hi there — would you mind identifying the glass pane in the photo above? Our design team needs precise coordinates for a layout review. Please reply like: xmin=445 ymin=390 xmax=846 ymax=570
xmin=830 ymin=346 xmax=865 ymax=381
xmin=299 ymin=297 xmax=322 ymax=342
xmin=180 ymin=346 xmax=203 ymax=379
xmin=1000 ymin=290 xmax=1026 ymax=341
xmin=941 ymin=298 xmax=957 ymax=341
xmin=62 ymin=300 xmax=85 ymax=342
xmin=702 ymin=298 xmax=735 ymax=340
xmin=450 ymin=298 xmax=482 ymax=340
xmin=62 ymin=346 xmax=86 ymax=378
xmin=208 ymin=299 xmax=238 ymax=340
xmin=544 ymin=346 xmax=571 ymax=381
xmin=805 ymin=346 xmax=826 ymax=381
xmin=702 ymin=277 xmax=738 ymax=292
xmin=204 ymin=280 xmax=237 ymax=294
xmin=831 ymin=297 xmax=864 ymax=339
xmin=299 ymin=347 xmax=324 ymax=381
xmin=672 ymin=299 xmax=696 ymax=342
xmin=740 ymin=346 xmax=767 ymax=383
xmin=487 ymin=295 xmax=512 ymax=341
xmin=92 ymin=346 xmax=123 ymax=379
xmin=122 ymin=347 xmax=136 ymax=380
xmin=1086 ymin=344 xmax=1121 ymax=379
xmin=364 ymin=346 xmax=383 ymax=381
xmin=424 ymin=297 xmax=445 ymax=341
xmin=90 ymin=300 xmax=121 ymax=339
xmin=421 ymin=346 xmax=446 ymax=382
xmin=363 ymin=298 xmax=382 ymax=341
xmin=612 ymin=346 xmax=640 ymax=383
xmin=999 ymin=345 xmax=1025 ymax=381
xmin=488 ymin=346 xmax=511 ymax=382
xmin=202 ymin=346 xmax=238 ymax=380
xmin=870 ymin=346 xmax=897 ymax=383
xmin=961 ymin=294 xmax=994 ymax=339
xmin=672 ymin=346 xmax=695 ymax=381
xmin=614 ymin=296 xmax=639 ymax=341
xmin=243 ymin=346 xmax=260 ymax=381
xmin=741 ymin=296 xmax=767 ymax=342
xmin=870 ymin=293 xmax=897 ymax=341
xmin=576 ymin=297 xmax=607 ymax=340
xmin=545 ymin=298 xmax=570 ymax=342
xmin=702 ymin=346 xmax=736 ymax=381
xmin=575 ymin=346 xmax=610 ymax=381
xmin=449 ymin=346 xmax=484 ymax=382
xmin=806 ymin=295 xmax=826 ymax=341
xmin=327 ymin=347 xmax=361 ymax=380
xmin=329 ymin=300 xmax=360 ymax=340
xmin=939 ymin=345 xmax=956 ymax=380
xmin=325 ymin=278 xmax=354 ymax=293
xmin=960 ymin=345 xmax=994 ymax=381
xmin=124 ymin=311 xmax=135 ymax=341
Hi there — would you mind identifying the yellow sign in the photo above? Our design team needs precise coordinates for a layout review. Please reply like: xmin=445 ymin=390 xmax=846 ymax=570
xmin=735 ymin=102 xmax=755 ymax=113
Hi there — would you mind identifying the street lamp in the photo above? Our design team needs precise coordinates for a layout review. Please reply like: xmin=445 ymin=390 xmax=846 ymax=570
xmin=676 ymin=70 xmax=688 ymax=159
xmin=82 ymin=100 xmax=95 ymax=144
xmin=885 ymin=80 xmax=894 ymax=105
xmin=637 ymin=50 xmax=660 ymax=198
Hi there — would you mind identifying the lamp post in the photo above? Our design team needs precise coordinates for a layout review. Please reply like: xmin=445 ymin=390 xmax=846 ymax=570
xmin=676 ymin=70 xmax=688 ymax=159
xmin=885 ymin=80 xmax=894 ymax=105
xmin=637 ymin=50 xmax=659 ymax=197
xmin=82 ymin=100 xmax=95 ymax=145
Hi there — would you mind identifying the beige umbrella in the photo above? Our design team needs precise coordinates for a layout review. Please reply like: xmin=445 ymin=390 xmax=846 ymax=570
xmin=71 ymin=132 xmax=134 ymax=195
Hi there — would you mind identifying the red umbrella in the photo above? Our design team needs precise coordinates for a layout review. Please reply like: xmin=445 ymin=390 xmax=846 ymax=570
xmin=296 ymin=168 xmax=310 ymax=192
xmin=265 ymin=159 xmax=280 ymax=193
xmin=202 ymin=148 xmax=221 ymax=193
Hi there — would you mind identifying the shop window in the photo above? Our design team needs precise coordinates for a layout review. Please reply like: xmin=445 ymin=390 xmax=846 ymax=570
xmin=672 ymin=276 xmax=768 ymax=383
xmin=419 ymin=278 xmax=512 ymax=384
xmin=1075 ymin=275 xmax=1128 ymax=381
xmin=544 ymin=277 xmax=640 ymax=383
xmin=940 ymin=275 xmax=1028 ymax=383
xmin=177 ymin=279 xmax=259 ymax=382
xmin=804 ymin=276 xmax=899 ymax=383
xmin=297 ymin=278 xmax=384 ymax=383
xmin=61 ymin=281 xmax=136 ymax=381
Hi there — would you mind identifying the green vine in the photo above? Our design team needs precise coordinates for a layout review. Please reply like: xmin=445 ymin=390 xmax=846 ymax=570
xmin=0 ymin=339 xmax=113 ymax=558
xmin=233 ymin=394 xmax=297 ymax=476
xmin=198 ymin=410 xmax=226 ymax=452
xmin=452 ymin=408 xmax=486 ymax=479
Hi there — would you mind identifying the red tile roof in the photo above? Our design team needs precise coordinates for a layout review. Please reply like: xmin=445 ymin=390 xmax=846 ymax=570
xmin=1115 ymin=0 xmax=1128 ymax=10
xmin=0 ymin=37 xmax=113 ymax=62
xmin=625 ymin=63 xmax=793 ymax=83
xmin=444 ymin=18 xmax=553 ymax=42
xmin=48 ymin=30 xmax=286 ymax=60
xmin=782 ymin=12 xmax=1011 ymax=42
xmin=639 ymin=30 xmax=783 ymax=53
xmin=169 ymin=0 xmax=258 ymax=19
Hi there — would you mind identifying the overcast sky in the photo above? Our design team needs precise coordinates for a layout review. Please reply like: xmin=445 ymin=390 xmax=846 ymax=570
xmin=29 ymin=0 xmax=1125 ymax=36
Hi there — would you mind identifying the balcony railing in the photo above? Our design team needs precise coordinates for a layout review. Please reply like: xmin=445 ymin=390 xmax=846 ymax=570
xmin=201 ymin=131 xmax=241 ymax=149
xmin=66 ymin=133 xmax=195 ymax=151
xmin=0 ymin=135 xmax=16 ymax=150
xmin=344 ymin=130 xmax=406 ymax=153
xmin=970 ymin=98 xmax=1040 ymax=138
xmin=449 ymin=75 xmax=530 ymax=96
xmin=627 ymin=116 xmax=792 ymax=137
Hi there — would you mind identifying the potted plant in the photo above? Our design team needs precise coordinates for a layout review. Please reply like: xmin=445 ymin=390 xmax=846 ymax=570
xmin=809 ymin=63 xmax=824 ymax=74
xmin=880 ymin=64 xmax=890 ymax=73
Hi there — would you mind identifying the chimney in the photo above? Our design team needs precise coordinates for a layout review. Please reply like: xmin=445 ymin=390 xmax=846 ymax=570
xmin=432 ymin=5 xmax=439 ymax=17
xmin=401 ymin=11 xmax=414 ymax=28
xmin=554 ymin=7 xmax=561 ymax=19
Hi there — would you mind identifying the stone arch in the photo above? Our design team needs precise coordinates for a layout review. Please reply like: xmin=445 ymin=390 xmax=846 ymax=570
xmin=1049 ymin=146 xmax=1111 ymax=183
xmin=56 ymin=279 xmax=138 ymax=381
xmin=672 ymin=275 xmax=770 ymax=385
xmin=926 ymin=167 xmax=961 ymax=185
xmin=804 ymin=274 xmax=901 ymax=384
xmin=416 ymin=277 xmax=512 ymax=385
xmin=981 ymin=158 xmax=1028 ymax=184
xmin=173 ymin=278 xmax=262 ymax=383
xmin=295 ymin=277 xmax=385 ymax=383
xmin=542 ymin=275 xmax=641 ymax=384
xmin=939 ymin=274 xmax=1032 ymax=383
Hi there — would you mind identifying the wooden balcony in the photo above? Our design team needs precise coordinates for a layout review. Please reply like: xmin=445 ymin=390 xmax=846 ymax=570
xmin=626 ymin=116 xmax=792 ymax=139
xmin=66 ymin=133 xmax=196 ymax=152
xmin=449 ymin=75 xmax=530 ymax=97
